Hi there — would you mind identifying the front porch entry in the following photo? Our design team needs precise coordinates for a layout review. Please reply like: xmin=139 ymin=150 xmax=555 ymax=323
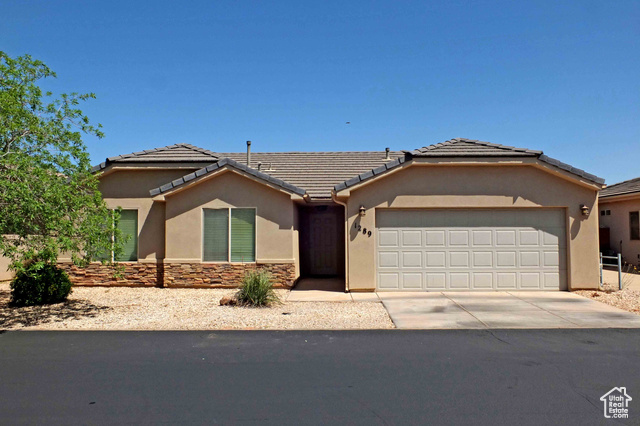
xmin=297 ymin=204 xmax=345 ymax=291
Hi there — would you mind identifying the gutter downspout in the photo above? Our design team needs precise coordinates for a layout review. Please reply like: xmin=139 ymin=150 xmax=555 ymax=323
xmin=332 ymin=192 xmax=349 ymax=293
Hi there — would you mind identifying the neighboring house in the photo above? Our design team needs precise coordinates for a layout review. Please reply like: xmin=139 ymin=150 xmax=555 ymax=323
xmin=2 ymin=138 xmax=605 ymax=291
xmin=599 ymin=177 xmax=640 ymax=266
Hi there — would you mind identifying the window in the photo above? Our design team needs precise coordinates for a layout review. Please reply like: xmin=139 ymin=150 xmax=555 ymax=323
xmin=631 ymin=212 xmax=640 ymax=241
xmin=116 ymin=210 xmax=138 ymax=261
xmin=203 ymin=208 xmax=256 ymax=262
xmin=601 ymin=210 xmax=611 ymax=216
xmin=100 ymin=209 xmax=138 ymax=262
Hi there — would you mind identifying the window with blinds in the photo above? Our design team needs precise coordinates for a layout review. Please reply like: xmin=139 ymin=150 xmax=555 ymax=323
xmin=99 ymin=209 xmax=138 ymax=262
xmin=115 ymin=210 xmax=138 ymax=261
xmin=203 ymin=209 xmax=229 ymax=261
xmin=203 ymin=208 xmax=256 ymax=262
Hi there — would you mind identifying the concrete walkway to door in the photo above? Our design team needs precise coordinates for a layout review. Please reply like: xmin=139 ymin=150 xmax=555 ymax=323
xmin=287 ymin=278 xmax=380 ymax=302
xmin=379 ymin=291 xmax=640 ymax=329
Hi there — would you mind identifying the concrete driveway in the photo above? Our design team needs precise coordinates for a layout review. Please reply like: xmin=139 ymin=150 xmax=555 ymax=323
xmin=379 ymin=291 xmax=640 ymax=329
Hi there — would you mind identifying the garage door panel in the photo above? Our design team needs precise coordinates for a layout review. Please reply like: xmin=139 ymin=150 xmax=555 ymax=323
xmin=473 ymin=272 xmax=494 ymax=289
xmin=542 ymin=229 xmax=564 ymax=248
xmin=376 ymin=209 xmax=566 ymax=291
xmin=519 ymin=251 xmax=541 ymax=267
xmin=402 ymin=252 xmax=422 ymax=268
xmin=449 ymin=230 xmax=469 ymax=246
xmin=497 ymin=272 xmax=517 ymax=289
xmin=378 ymin=273 xmax=400 ymax=289
xmin=425 ymin=230 xmax=445 ymax=246
xmin=450 ymin=273 xmax=470 ymax=289
xmin=472 ymin=230 xmax=492 ymax=246
xmin=543 ymin=272 xmax=560 ymax=289
xmin=402 ymin=273 xmax=422 ymax=289
xmin=378 ymin=230 xmax=399 ymax=247
xmin=378 ymin=252 xmax=399 ymax=268
xmin=426 ymin=251 xmax=446 ymax=267
xmin=401 ymin=230 xmax=422 ymax=246
xmin=449 ymin=252 xmax=470 ymax=267
xmin=496 ymin=230 xmax=517 ymax=246
xmin=521 ymin=273 xmax=541 ymax=288
xmin=472 ymin=252 xmax=493 ymax=267
xmin=519 ymin=230 xmax=540 ymax=246
xmin=496 ymin=251 xmax=517 ymax=267
xmin=543 ymin=251 xmax=560 ymax=267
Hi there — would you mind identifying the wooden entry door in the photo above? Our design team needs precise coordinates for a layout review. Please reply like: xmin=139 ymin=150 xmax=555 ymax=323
xmin=307 ymin=210 xmax=339 ymax=276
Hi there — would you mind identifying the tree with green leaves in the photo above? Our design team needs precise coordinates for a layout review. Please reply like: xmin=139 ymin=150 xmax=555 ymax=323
xmin=0 ymin=51 xmax=121 ymax=276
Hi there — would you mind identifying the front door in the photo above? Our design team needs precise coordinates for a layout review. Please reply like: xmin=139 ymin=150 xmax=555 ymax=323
xmin=308 ymin=211 xmax=338 ymax=275
xmin=300 ymin=206 xmax=344 ymax=277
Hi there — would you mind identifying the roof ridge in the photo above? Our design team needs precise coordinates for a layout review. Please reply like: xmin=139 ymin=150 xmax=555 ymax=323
xmin=105 ymin=143 xmax=218 ymax=162
xmin=412 ymin=138 xmax=542 ymax=155
xmin=214 ymin=151 xmax=404 ymax=155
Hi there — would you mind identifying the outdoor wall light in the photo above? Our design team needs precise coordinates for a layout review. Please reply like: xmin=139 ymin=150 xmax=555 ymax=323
xmin=359 ymin=205 xmax=366 ymax=217
xmin=580 ymin=204 xmax=590 ymax=217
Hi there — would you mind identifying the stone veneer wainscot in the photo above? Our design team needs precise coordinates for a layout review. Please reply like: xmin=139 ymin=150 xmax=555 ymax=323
xmin=59 ymin=262 xmax=296 ymax=288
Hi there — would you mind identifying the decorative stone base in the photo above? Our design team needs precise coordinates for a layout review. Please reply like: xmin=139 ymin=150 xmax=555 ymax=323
xmin=58 ymin=262 xmax=296 ymax=289
xmin=163 ymin=263 xmax=295 ymax=289
xmin=59 ymin=262 xmax=160 ymax=287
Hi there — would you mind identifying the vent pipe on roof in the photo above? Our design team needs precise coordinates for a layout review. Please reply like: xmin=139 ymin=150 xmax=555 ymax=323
xmin=246 ymin=141 xmax=251 ymax=166
xmin=385 ymin=147 xmax=390 ymax=160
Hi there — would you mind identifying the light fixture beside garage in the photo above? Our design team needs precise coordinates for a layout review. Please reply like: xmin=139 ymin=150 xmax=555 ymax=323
xmin=359 ymin=205 xmax=366 ymax=217
xmin=580 ymin=204 xmax=590 ymax=217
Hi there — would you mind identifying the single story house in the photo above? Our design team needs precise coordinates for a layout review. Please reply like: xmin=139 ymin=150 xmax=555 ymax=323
xmin=599 ymin=177 xmax=640 ymax=266
xmin=3 ymin=138 xmax=605 ymax=291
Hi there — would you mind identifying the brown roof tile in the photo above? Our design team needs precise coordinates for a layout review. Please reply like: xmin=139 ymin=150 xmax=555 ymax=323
xmin=409 ymin=138 xmax=542 ymax=157
xmin=600 ymin=177 xmax=640 ymax=198
xmin=91 ymin=143 xmax=218 ymax=172
xmin=216 ymin=151 xmax=403 ymax=199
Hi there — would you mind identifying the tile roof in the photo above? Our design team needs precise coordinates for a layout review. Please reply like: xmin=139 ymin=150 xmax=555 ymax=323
xmin=409 ymin=138 xmax=542 ymax=157
xmin=97 ymin=138 xmax=605 ymax=200
xmin=600 ymin=177 xmax=640 ymax=198
xmin=215 ymin=151 xmax=403 ymax=199
xmin=335 ymin=138 xmax=604 ymax=192
xmin=149 ymin=158 xmax=306 ymax=197
xmin=91 ymin=143 xmax=218 ymax=172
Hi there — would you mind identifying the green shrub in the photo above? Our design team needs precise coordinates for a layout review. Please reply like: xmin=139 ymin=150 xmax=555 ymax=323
xmin=236 ymin=270 xmax=279 ymax=307
xmin=10 ymin=264 xmax=73 ymax=307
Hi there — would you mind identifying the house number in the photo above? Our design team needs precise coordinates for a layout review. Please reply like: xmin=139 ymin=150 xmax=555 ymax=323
xmin=354 ymin=223 xmax=372 ymax=237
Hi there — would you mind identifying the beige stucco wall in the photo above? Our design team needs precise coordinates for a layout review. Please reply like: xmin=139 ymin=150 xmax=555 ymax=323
xmin=600 ymin=197 xmax=640 ymax=265
xmin=164 ymin=170 xmax=298 ymax=272
xmin=92 ymin=168 xmax=196 ymax=262
xmin=342 ymin=163 xmax=600 ymax=291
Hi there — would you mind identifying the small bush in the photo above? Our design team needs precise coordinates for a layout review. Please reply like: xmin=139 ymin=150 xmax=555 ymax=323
xmin=236 ymin=270 xmax=279 ymax=307
xmin=10 ymin=264 xmax=73 ymax=307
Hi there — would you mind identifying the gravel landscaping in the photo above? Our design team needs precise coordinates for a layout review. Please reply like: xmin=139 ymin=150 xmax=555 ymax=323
xmin=574 ymin=284 xmax=640 ymax=315
xmin=0 ymin=283 xmax=394 ymax=330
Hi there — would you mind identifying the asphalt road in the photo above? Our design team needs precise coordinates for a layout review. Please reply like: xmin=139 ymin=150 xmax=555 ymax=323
xmin=0 ymin=329 xmax=638 ymax=425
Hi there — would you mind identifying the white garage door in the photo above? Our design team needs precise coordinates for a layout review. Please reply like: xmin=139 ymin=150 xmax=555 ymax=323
xmin=376 ymin=209 xmax=566 ymax=291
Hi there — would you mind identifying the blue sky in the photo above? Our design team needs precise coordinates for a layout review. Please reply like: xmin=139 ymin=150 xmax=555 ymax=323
xmin=2 ymin=0 xmax=639 ymax=184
